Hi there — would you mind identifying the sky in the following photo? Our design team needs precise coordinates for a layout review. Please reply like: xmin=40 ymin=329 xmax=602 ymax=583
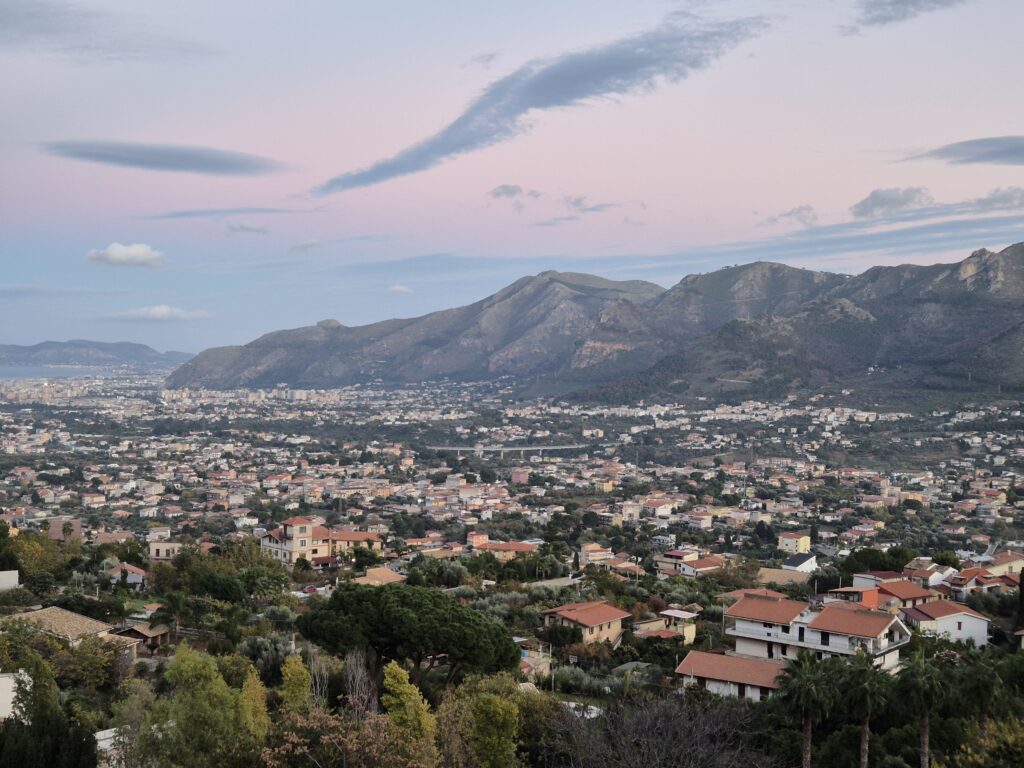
xmin=1 ymin=0 xmax=1022 ymax=352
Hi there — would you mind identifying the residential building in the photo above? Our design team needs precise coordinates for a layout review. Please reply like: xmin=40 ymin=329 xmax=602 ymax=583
xmin=725 ymin=594 xmax=911 ymax=669
xmin=901 ymin=600 xmax=989 ymax=647
xmin=541 ymin=601 xmax=632 ymax=647
xmin=779 ymin=532 xmax=811 ymax=555
xmin=675 ymin=650 xmax=784 ymax=702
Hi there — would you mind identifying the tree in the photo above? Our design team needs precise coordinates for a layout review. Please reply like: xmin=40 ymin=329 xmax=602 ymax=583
xmin=139 ymin=645 xmax=268 ymax=768
xmin=297 ymin=584 xmax=519 ymax=684
xmin=957 ymin=651 xmax=1002 ymax=742
xmin=469 ymin=693 xmax=519 ymax=768
xmin=280 ymin=655 xmax=312 ymax=715
xmin=239 ymin=670 xmax=271 ymax=744
xmin=380 ymin=661 xmax=439 ymax=767
xmin=151 ymin=591 xmax=188 ymax=641
xmin=109 ymin=679 xmax=155 ymax=768
xmin=841 ymin=653 xmax=891 ymax=768
xmin=778 ymin=651 xmax=835 ymax=768
xmin=0 ymin=655 xmax=98 ymax=768
xmin=896 ymin=651 xmax=947 ymax=768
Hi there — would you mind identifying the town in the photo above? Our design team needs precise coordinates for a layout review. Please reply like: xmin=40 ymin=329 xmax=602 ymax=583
xmin=0 ymin=371 xmax=1022 ymax=767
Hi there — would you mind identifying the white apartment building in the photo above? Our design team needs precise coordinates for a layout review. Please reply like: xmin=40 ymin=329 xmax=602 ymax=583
xmin=725 ymin=594 xmax=911 ymax=670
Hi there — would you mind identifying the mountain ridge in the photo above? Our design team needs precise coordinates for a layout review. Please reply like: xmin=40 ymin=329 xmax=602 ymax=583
xmin=167 ymin=243 xmax=1024 ymax=399
xmin=0 ymin=340 xmax=192 ymax=368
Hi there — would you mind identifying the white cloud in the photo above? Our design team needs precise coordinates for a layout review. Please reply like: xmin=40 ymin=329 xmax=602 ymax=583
xmin=388 ymin=283 xmax=414 ymax=294
xmin=86 ymin=242 xmax=163 ymax=267
xmin=107 ymin=305 xmax=210 ymax=321
xmin=760 ymin=205 xmax=818 ymax=228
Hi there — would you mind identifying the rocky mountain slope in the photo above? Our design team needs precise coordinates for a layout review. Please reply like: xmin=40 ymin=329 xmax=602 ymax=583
xmin=168 ymin=243 xmax=1024 ymax=400
xmin=0 ymin=340 xmax=192 ymax=368
xmin=584 ymin=243 xmax=1024 ymax=401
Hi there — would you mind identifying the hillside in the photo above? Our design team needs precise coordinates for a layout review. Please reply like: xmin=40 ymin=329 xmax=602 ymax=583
xmin=0 ymin=340 xmax=192 ymax=368
xmin=168 ymin=243 xmax=1024 ymax=400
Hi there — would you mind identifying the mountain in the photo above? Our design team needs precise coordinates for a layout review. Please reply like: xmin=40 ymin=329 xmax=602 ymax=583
xmin=167 ymin=272 xmax=664 ymax=389
xmin=0 ymin=340 xmax=193 ymax=368
xmin=584 ymin=243 xmax=1024 ymax=402
xmin=168 ymin=243 xmax=1024 ymax=400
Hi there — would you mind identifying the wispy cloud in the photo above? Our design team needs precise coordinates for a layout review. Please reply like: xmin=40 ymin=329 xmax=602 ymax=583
xmin=564 ymin=196 xmax=617 ymax=214
xmin=847 ymin=186 xmax=1024 ymax=222
xmin=287 ymin=234 xmax=392 ymax=253
xmin=312 ymin=12 xmax=767 ymax=195
xmin=104 ymin=305 xmax=211 ymax=321
xmin=489 ymin=184 xmax=524 ymax=199
xmin=849 ymin=0 xmax=969 ymax=29
xmin=0 ymin=0 xmax=210 ymax=61
xmin=463 ymin=51 xmax=500 ymax=70
xmin=760 ymin=205 xmax=818 ymax=228
xmin=144 ymin=207 xmax=298 ymax=220
xmin=226 ymin=221 xmax=268 ymax=235
xmin=86 ymin=242 xmax=164 ymax=268
xmin=533 ymin=215 xmax=580 ymax=228
xmin=912 ymin=135 xmax=1024 ymax=166
xmin=388 ymin=283 xmax=414 ymax=294
xmin=43 ymin=140 xmax=284 ymax=175
xmin=850 ymin=187 xmax=933 ymax=218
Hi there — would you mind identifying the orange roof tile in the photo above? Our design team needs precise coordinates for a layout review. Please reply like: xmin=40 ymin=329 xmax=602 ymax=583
xmin=675 ymin=651 xmax=785 ymax=689
xmin=725 ymin=595 xmax=808 ymax=624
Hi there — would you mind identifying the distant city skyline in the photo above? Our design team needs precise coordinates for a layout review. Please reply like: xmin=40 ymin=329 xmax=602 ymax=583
xmin=2 ymin=0 xmax=1022 ymax=351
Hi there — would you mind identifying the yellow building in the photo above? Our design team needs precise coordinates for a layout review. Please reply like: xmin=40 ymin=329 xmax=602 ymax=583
xmin=778 ymin=532 xmax=811 ymax=555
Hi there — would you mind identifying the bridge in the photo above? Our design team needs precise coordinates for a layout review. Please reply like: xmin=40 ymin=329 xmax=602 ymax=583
xmin=426 ymin=443 xmax=610 ymax=457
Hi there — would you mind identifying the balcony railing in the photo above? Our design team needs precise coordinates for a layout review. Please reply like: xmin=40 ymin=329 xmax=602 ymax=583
xmin=726 ymin=619 xmax=910 ymax=657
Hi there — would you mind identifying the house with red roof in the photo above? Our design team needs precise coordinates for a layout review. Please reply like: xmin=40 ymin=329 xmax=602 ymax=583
xmin=675 ymin=650 xmax=784 ymax=702
xmin=541 ymin=600 xmax=632 ymax=647
xmin=901 ymin=600 xmax=989 ymax=647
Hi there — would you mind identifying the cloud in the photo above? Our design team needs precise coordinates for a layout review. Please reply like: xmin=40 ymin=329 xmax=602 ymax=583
xmin=0 ymin=0 xmax=209 ymax=61
xmin=464 ymin=51 xmax=500 ymax=69
xmin=388 ymin=283 xmax=414 ymax=294
xmin=850 ymin=0 xmax=968 ymax=28
xmin=0 ymin=284 xmax=112 ymax=297
xmin=564 ymin=196 xmax=617 ymax=214
xmin=534 ymin=215 xmax=580 ymax=228
xmin=226 ymin=221 xmax=268 ymax=235
xmin=105 ymin=305 xmax=211 ymax=321
xmin=489 ymin=184 xmax=524 ymax=198
xmin=312 ymin=12 xmax=766 ymax=194
xmin=43 ymin=140 xmax=284 ymax=175
xmin=86 ymin=242 xmax=164 ymax=268
xmin=912 ymin=136 xmax=1024 ymax=166
xmin=760 ymin=205 xmax=818 ymax=228
xmin=290 ymin=240 xmax=325 ymax=253
xmin=287 ymin=234 xmax=392 ymax=253
xmin=849 ymin=187 xmax=933 ymax=218
xmin=145 ymin=207 xmax=297 ymax=220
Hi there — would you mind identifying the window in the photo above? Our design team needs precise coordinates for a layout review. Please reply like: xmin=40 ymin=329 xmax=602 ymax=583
xmin=782 ymin=625 xmax=790 ymax=634
xmin=299 ymin=526 xmax=307 ymax=533
xmin=589 ymin=628 xmax=594 ymax=635
xmin=300 ymin=540 xmax=307 ymax=547
xmin=820 ymin=632 xmax=830 ymax=647
xmin=957 ymin=621 xmax=962 ymax=631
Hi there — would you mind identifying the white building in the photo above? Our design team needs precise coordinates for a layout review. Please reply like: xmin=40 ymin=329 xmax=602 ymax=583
xmin=901 ymin=600 xmax=989 ymax=647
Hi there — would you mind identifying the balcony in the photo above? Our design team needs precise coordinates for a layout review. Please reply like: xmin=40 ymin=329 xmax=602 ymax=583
xmin=725 ymin=618 xmax=910 ymax=658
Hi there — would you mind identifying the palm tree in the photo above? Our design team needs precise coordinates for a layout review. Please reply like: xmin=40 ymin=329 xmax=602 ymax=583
xmin=152 ymin=590 xmax=188 ymax=641
xmin=896 ymin=651 xmax=947 ymax=768
xmin=959 ymin=650 xmax=1002 ymax=742
xmin=779 ymin=651 xmax=836 ymax=768
xmin=842 ymin=652 xmax=891 ymax=768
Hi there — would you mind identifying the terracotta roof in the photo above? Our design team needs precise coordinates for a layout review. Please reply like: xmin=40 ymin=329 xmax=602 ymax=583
xmin=725 ymin=595 xmax=808 ymax=624
xmin=807 ymin=604 xmax=897 ymax=638
xmin=18 ymin=606 xmax=112 ymax=640
xmin=720 ymin=587 xmax=788 ymax=601
xmin=675 ymin=651 xmax=785 ymax=689
xmin=903 ymin=600 xmax=988 ymax=622
xmin=543 ymin=600 xmax=631 ymax=627
xmin=477 ymin=541 xmax=537 ymax=552
xmin=877 ymin=580 xmax=933 ymax=601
